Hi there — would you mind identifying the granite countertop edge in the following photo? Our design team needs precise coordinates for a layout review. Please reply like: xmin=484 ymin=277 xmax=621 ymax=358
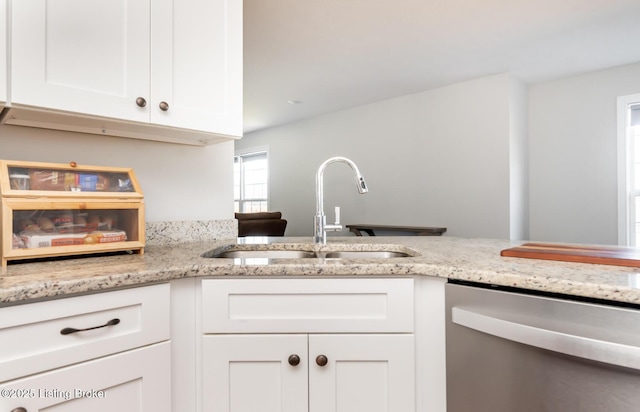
xmin=2 ymin=236 xmax=640 ymax=306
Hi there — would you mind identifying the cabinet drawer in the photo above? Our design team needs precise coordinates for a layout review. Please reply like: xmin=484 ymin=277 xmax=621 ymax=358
xmin=0 ymin=342 xmax=170 ymax=412
xmin=0 ymin=283 xmax=169 ymax=383
xmin=201 ymin=278 xmax=414 ymax=333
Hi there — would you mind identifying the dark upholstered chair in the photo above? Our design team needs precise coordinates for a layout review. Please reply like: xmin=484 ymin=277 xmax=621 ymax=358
xmin=235 ymin=212 xmax=288 ymax=237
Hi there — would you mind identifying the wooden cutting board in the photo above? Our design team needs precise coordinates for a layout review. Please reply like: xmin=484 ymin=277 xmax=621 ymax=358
xmin=500 ymin=242 xmax=640 ymax=267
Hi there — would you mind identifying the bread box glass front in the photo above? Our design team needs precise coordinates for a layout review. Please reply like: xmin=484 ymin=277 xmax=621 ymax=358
xmin=0 ymin=160 xmax=145 ymax=271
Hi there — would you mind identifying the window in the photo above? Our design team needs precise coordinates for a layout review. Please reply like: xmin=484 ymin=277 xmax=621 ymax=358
xmin=234 ymin=149 xmax=269 ymax=213
xmin=617 ymin=95 xmax=640 ymax=245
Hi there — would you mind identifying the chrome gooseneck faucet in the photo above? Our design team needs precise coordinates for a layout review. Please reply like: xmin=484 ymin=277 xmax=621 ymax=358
xmin=314 ymin=157 xmax=368 ymax=244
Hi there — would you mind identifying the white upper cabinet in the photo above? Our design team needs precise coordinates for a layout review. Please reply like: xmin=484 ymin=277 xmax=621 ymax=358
xmin=151 ymin=0 xmax=242 ymax=136
xmin=0 ymin=0 xmax=6 ymax=106
xmin=6 ymin=0 xmax=242 ymax=145
xmin=11 ymin=0 xmax=150 ymax=123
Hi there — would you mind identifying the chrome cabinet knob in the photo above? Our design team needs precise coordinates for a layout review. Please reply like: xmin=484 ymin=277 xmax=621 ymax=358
xmin=288 ymin=354 xmax=301 ymax=366
xmin=12 ymin=407 xmax=27 ymax=412
xmin=315 ymin=354 xmax=328 ymax=367
xmin=159 ymin=101 xmax=169 ymax=111
xmin=136 ymin=97 xmax=147 ymax=107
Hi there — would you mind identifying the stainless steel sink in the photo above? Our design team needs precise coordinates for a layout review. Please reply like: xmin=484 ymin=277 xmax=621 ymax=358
xmin=204 ymin=244 xmax=415 ymax=260
xmin=320 ymin=250 xmax=410 ymax=259
xmin=213 ymin=250 xmax=316 ymax=259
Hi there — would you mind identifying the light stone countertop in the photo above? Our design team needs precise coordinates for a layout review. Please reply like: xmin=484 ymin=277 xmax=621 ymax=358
xmin=2 ymin=236 xmax=640 ymax=306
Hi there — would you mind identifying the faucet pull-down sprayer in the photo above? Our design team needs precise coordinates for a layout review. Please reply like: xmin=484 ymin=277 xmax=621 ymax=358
xmin=314 ymin=157 xmax=368 ymax=244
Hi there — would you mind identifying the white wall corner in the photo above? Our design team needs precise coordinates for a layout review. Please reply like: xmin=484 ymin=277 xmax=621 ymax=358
xmin=508 ymin=76 xmax=530 ymax=241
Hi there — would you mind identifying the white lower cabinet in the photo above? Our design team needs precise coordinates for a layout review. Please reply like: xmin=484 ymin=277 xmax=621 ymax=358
xmin=203 ymin=334 xmax=414 ymax=412
xmin=200 ymin=278 xmax=416 ymax=412
xmin=0 ymin=342 xmax=170 ymax=412
xmin=0 ymin=276 xmax=445 ymax=412
xmin=0 ymin=283 xmax=171 ymax=412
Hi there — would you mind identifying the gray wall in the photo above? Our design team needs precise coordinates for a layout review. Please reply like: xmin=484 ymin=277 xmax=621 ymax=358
xmin=238 ymin=60 xmax=640 ymax=244
xmin=0 ymin=124 xmax=234 ymax=222
xmin=237 ymin=73 xmax=528 ymax=239
xmin=529 ymin=61 xmax=640 ymax=245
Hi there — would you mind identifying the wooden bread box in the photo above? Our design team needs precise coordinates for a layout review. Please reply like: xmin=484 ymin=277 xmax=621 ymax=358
xmin=0 ymin=160 xmax=145 ymax=271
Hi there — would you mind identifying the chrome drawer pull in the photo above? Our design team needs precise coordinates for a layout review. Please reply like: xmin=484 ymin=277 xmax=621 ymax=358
xmin=60 ymin=318 xmax=121 ymax=335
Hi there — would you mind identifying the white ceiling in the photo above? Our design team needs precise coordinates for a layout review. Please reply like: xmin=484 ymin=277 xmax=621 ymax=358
xmin=243 ymin=0 xmax=640 ymax=133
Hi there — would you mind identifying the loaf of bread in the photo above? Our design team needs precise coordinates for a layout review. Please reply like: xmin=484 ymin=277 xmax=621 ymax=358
xmin=37 ymin=216 xmax=55 ymax=231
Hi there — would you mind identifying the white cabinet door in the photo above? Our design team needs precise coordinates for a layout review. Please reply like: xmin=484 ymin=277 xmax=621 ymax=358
xmin=151 ymin=0 xmax=242 ymax=135
xmin=309 ymin=334 xmax=415 ymax=412
xmin=0 ymin=0 xmax=6 ymax=105
xmin=0 ymin=342 xmax=171 ymax=412
xmin=202 ymin=335 xmax=308 ymax=412
xmin=11 ymin=0 xmax=150 ymax=122
xmin=202 ymin=334 xmax=415 ymax=412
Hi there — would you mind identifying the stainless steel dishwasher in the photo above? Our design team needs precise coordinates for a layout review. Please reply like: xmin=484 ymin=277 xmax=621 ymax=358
xmin=446 ymin=281 xmax=640 ymax=412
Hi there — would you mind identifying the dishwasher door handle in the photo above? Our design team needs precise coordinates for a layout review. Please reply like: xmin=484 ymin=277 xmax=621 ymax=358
xmin=452 ymin=307 xmax=640 ymax=371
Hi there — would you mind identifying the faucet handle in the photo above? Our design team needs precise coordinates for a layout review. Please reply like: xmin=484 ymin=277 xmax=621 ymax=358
xmin=324 ymin=207 xmax=343 ymax=233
